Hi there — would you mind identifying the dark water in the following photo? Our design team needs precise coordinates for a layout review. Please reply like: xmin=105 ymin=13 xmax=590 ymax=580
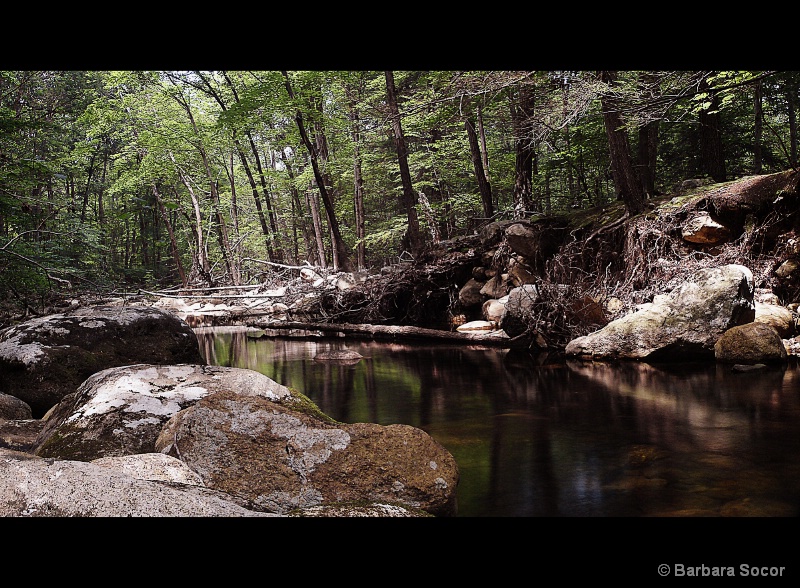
xmin=194 ymin=326 xmax=800 ymax=517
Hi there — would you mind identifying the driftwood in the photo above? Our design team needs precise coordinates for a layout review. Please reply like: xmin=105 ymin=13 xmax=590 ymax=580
xmin=251 ymin=320 xmax=513 ymax=347
xmin=137 ymin=289 xmax=286 ymax=300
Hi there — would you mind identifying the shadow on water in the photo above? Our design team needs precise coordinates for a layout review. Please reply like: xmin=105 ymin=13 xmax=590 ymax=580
xmin=195 ymin=327 xmax=800 ymax=517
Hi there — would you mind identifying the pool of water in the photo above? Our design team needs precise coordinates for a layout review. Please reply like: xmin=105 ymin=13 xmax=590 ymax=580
xmin=195 ymin=327 xmax=800 ymax=517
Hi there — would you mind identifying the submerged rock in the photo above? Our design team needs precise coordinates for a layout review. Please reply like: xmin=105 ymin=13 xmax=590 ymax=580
xmin=313 ymin=350 xmax=364 ymax=362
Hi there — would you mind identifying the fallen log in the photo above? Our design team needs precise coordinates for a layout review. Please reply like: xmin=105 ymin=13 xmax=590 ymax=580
xmin=249 ymin=320 xmax=512 ymax=347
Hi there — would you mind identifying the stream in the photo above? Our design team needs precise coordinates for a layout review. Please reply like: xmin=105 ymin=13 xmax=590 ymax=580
xmin=194 ymin=326 xmax=800 ymax=517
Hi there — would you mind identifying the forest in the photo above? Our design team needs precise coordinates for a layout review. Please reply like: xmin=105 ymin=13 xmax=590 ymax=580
xmin=1 ymin=70 xmax=798 ymax=323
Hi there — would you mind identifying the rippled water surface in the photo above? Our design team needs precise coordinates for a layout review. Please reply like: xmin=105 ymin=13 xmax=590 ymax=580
xmin=195 ymin=327 xmax=800 ymax=517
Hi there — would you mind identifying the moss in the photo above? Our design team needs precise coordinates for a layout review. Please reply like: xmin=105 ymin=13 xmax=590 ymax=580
xmin=34 ymin=426 xmax=113 ymax=461
xmin=279 ymin=386 xmax=341 ymax=425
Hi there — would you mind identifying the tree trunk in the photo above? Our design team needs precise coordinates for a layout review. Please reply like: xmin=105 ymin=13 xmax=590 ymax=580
xmin=465 ymin=117 xmax=494 ymax=219
xmin=698 ymin=76 xmax=727 ymax=182
xmin=384 ymin=70 xmax=424 ymax=259
xmin=310 ymin=85 xmax=344 ymax=271
xmin=170 ymin=154 xmax=210 ymax=285
xmin=280 ymin=150 xmax=315 ymax=265
xmin=477 ymin=105 xmax=490 ymax=183
xmin=638 ymin=121 xmax=659 ymax=197
xmin=350 ymin=109 xmax=367 ymax=271
xmin=227 ymin=152 xmax=242 ymax=263
xmin=510 ymin=83 xmax=535 ymax=218
xmin=281 ymin=70 xmax=351 ymax=272
xmin=167 ymin=79 xmax=240 ymax=286
xmin=80 ymin=148 xmax=98 ymax=223
xmin=418 ymin=191 xmax=440 ymax=244
xmin=636 ymin=72 xmax=661 ymax=198
xmin=307 ymin=186 xmax=327 ymax=268
xmin=754 ymin=80 xmax=763 ymax=174
xmin=788 ymin=79 xmax=798 ymax=168
xmin=599 ymin=71 xmax=646 ymax=216
xmin=152 ymin=183 xmax=187 ymax=287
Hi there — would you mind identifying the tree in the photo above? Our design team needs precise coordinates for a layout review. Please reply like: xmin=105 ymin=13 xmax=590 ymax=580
xmin=465 ymin=115 xmax=493 ymax=219
xmin=384 ymin=70 xmax=424 ymax=259
xmin=342 ymin=73 xmax=368 ymax=271
xmin=191 ymin=71 xmax=282 ymax=262
xmin=281 ymin=70 xmax=352 ymax=272
xmin=697 ymin=74 xmax=727 ymax=182
xmin=598 ymin=71 xmax=646 ymax=216
xmin=509 ymin=81 xmax=536 ymax=218
xmin=637 ymin=72 xmax=661 ymax=197
xmin=164 ymin=72 xmax=241 ymax=286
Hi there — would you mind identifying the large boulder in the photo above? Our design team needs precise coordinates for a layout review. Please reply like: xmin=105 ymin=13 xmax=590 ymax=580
xmin=565 ymin=264 xmax=756 ymax=361
xmin=33 ymin=364 xmax=459 ymax=517
xmin=33 ymin=363 xmax=307 ymax=460
xmin=0 ymin=306 xmax=204 ymax=418
xmin=155 ymin=389 xmax=459 ymax=516
xmin=714 ymin=322 xmax=788 ymax=364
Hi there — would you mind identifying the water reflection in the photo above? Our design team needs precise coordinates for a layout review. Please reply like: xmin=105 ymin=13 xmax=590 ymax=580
xmin=195 ymin=327 xmax=800 ymax=517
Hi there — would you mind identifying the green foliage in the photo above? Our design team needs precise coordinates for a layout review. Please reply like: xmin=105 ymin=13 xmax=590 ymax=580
xmin=1 ymin=69 xmax=797 ymax=307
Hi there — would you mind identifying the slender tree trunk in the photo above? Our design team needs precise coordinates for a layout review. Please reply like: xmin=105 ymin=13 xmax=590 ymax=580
xmin=477 ymin=105 xmax=490 ymax=183
xmin=227 ymin=152 xmax=242 ymax=262
xmin=218 ymin=72 xmax=285 ymax=260
xmin=153 ymin=183 xmax=187 ymax=287
xmin=235 ymin=138 xmax=275 ymax=259
xmin=307 ymin=186 xmax=327 ymax=268
xmin=196 ymin=71 xmax=280 ymax=261
xmin=350 ymin=108 xmax=367 ymax=271
xmin=281 ymin=70 xmax=351 ymax=271
xmin=599 ymin=71 xmax=646 ymax=216
xmin=166 ymin=79 xmax=240 ymax=285
xmin=98 ymin=149 xmax=107 ymax=226
xmin=280 ymin=150 xmax=315 ymax=265
xmin=465 ymin=117 xmax=494 ymax=219
xmin=310 ymin=85 xmax=343 ymax=271
xmin=170 ymin=154 xmax=210 ymax=284
xmin=80 ymin=148 xmax=98 ymax=222
xmin=384 ymin=70 xmax=424 ymax=258
xmin=544 ymin=171 xmax=551 ymax=215
xmin=418 ymin=191 xmax=440 ymax=244
xmin=563 ymin=83 xmax=576 ymax=207
xmin=788 ymin=80 xmax=798 ymax=168
xmin=636 ymin=72 xmax=661 ymax=198
xmin=210 ymin=178 xmax=240 ymax=285
xmin=138 ymin=209 xmax=149 ymax=267
xmin=754 ymin=80 xmax=763 ymax=174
